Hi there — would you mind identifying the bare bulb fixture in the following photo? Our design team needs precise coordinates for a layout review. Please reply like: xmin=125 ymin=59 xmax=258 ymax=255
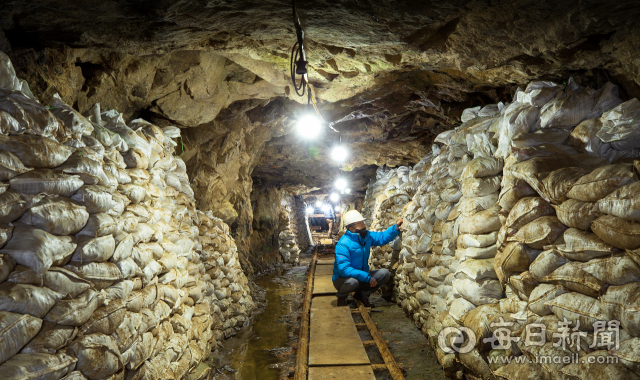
xmin=331 ymin=145 xmax=348 ymax=162
xmin=296 ymin=114 xmax=322 ymax=139
xmin=306 ymin=206 xmax=315 ymax=214
xmin=335 ymin=178 xmax=347 ymax=191
xmin=330 ymin=193 xmax=339 ymax=202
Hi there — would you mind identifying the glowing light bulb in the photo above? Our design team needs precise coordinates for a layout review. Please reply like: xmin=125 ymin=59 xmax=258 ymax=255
xmin=345 ymin=188 xmax=351 ymax=194
xmin=315 ymin=200 xmax=322 ymax=207
xmin=306 ymin=206 xmax=315 ymax=215
xmin=321 ymin=204 xmax=330 ymax=212
xmin=331 ymin=145 xmax=348 ymax=162
xmin=296 ymin=115 xmax=321 ymax=139
xmin=335 ymin=178 xmax=347 ymax=190
xmin=334 ymin=205 xmax=340 ymax=212
xmin=330 ymin=193 xmax=339 ymax=202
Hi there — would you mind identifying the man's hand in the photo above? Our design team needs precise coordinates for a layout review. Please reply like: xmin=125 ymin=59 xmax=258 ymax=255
xmin=369 ymin=278 xmax=378 ymax=288
xmin=396 ymin=218 xmax=404 ymax=230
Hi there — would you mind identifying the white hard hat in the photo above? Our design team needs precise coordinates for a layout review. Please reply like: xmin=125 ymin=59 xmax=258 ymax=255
xmin=343 ymin=210 xmax=365 ymax=226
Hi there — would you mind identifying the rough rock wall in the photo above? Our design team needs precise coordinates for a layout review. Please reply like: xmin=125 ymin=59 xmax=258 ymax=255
xmin=4 ymin=0 xmax=640 ymax=105
xmin=248 ymin=185 xmax=286 ymax=270
xmin=176 ymin=98 xmax=295 ymax=273
xmin=289 ymin=195 xmax=311 ymax=253
xmin=9 ymin=0 xmax=640 ymax=203
xmin=4 ymin=48 xmax=284 ymax=126
xmin=366 ymin=79 xmax=640 ymax=379
xmin=248 ymin=188 xmax=311 ymax=268
xmin=278 ymin=195 xmax=313 ymax=264
xmin=0 ymin=52 xmax=253 ymax=379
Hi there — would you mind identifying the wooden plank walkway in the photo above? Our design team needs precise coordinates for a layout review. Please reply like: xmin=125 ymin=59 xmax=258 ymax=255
xmin=311 ymin=296 xmax=337 ymax=309
xmin=295 ymin=247 xmax=404 ymax=380
xmin=312 ymin=276 xmax=335 ymax=295
xmin=309 ymin=307 xmax=370 ymax=366
xmin=315 ymin=265 xmax=333 ymax=276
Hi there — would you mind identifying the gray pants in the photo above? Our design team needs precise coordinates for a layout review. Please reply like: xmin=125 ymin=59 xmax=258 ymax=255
xmin=333 ymin=269 xmax=390 ymax=299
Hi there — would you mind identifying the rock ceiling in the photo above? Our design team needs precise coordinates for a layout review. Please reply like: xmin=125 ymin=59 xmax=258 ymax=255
xmin=2 ymin=0 xmax=640 ymax=216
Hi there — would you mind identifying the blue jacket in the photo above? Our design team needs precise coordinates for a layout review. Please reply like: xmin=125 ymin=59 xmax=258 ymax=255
xmin=332 ymin=225 xmax=400 ymax=282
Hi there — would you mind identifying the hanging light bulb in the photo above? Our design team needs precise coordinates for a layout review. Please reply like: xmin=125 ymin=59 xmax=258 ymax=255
xmin=306 ymin=206 xmax=315 ymax=215
xmin=335 ymin=178 xmax=347 ymax=191
xmin=331 ymin=145 xmax=348 ymax=162
xmin=334 ymin=205 xmax=340 ymax=212
xmin=296 ymin=114 xmax=322 ymax=139
xmin=330 ymin=193 xmax=339 ymax=202
xmin=345 ymin=188 xmax=351 ymax=194
xmin=315 ymin=200 xmax=323 ymax=208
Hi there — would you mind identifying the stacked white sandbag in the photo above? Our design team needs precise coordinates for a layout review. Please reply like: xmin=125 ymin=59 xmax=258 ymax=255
xmin=0 ymin=51 xmax=254 ymax=380
xmin=278 ymin=220 xmax=301 ymax=264
xmin=361 ymin=166 xmax=393 ymax=227
xmin=493 ymin=80 xmax=640 ymax=380
xmin=369 ymin=194 xmax=411 ymax=269
xmin=277 ymin=195 xmax=312 ymax=264
xmin=365 ymin=78 xmax=640 ymax=380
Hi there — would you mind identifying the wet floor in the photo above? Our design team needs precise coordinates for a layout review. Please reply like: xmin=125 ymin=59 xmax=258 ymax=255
xmin=211 ymin=263 xmax=308 ymax=380
xmin=210 ymin=255 xmax=445 ymax=380
xmin=367 ymin=295 xmax=447 ymax=380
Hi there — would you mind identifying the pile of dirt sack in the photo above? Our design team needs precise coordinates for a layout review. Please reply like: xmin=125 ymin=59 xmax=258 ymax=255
xmin=364 ymin=78 xmax=640 ymax=380
xmin=0 ymin=52 xmax=254 ymax=380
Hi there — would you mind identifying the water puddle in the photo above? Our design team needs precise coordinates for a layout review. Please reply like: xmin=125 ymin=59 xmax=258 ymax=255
xmin=211 ymin=262 xmax=308 ymax=380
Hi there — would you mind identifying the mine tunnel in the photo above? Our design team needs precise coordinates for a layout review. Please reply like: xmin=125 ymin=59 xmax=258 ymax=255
xmin=1 ymin=1 xmax=640 ymax=379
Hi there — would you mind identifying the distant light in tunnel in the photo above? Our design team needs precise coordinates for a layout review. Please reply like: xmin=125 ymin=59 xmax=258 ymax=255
xmin=331 ymin=145 xmax=348 ymax=162
xmin=330 ymin=193 xmax=339 ymax=202
xmin=296 ymin=114 xmax=322 ymax=139
xmin=334 ymin=205 xmax=340 ymax=212
xmin=345 ymin=188 xmax=351 ymax=194
xmin=335 ymin=178 xmax=347 ymax=191
xmin=315 ymin=200 xmax=323 ymax=208
xmin=306 ymin=206 xmax=315 ymax=215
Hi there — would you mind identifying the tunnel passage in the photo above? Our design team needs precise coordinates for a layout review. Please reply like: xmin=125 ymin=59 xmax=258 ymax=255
xmin=2 ymin=1 xmax=640 ymax=379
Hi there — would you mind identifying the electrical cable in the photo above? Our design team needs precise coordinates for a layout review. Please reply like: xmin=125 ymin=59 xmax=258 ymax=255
xmin=290 ymin=0 xmax=338 ymax=132
xmin=290 ymin=0 xmax=308 ymax=97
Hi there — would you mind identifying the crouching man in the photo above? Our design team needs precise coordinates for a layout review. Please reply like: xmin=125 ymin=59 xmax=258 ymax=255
xmin=332 ymin=210 xmax=403 ymax=307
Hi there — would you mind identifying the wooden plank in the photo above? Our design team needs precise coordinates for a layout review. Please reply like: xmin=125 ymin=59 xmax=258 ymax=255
xmin=309 ymin=307 xmax=370 ymax=366
xmin=312 ymin=276 xmax=335 ymax=295
xmin=311 ymin=296 xmax=337 ymax=309
xmin=357 ymin=301 xmax=405 ymax=380
xmin=315 ymin=265 xmax=333 ymax=276
xmin=294 ymin=247 xmax=318 ymax=380
xmin=308 ymin=365 xmax=376 ymax=380
xmin=317 ymin=259 xmax=335 ymax=265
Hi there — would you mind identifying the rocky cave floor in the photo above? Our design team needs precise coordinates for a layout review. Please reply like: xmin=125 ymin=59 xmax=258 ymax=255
xmin=210 ymin=251 xmax=443 ymax=380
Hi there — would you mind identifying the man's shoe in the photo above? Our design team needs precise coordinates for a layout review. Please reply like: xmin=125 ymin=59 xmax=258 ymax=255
xmin=354 ymin=292 xmax=374 ymax=308
xmin=337 ymin=297 xmax=348 ymax=307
